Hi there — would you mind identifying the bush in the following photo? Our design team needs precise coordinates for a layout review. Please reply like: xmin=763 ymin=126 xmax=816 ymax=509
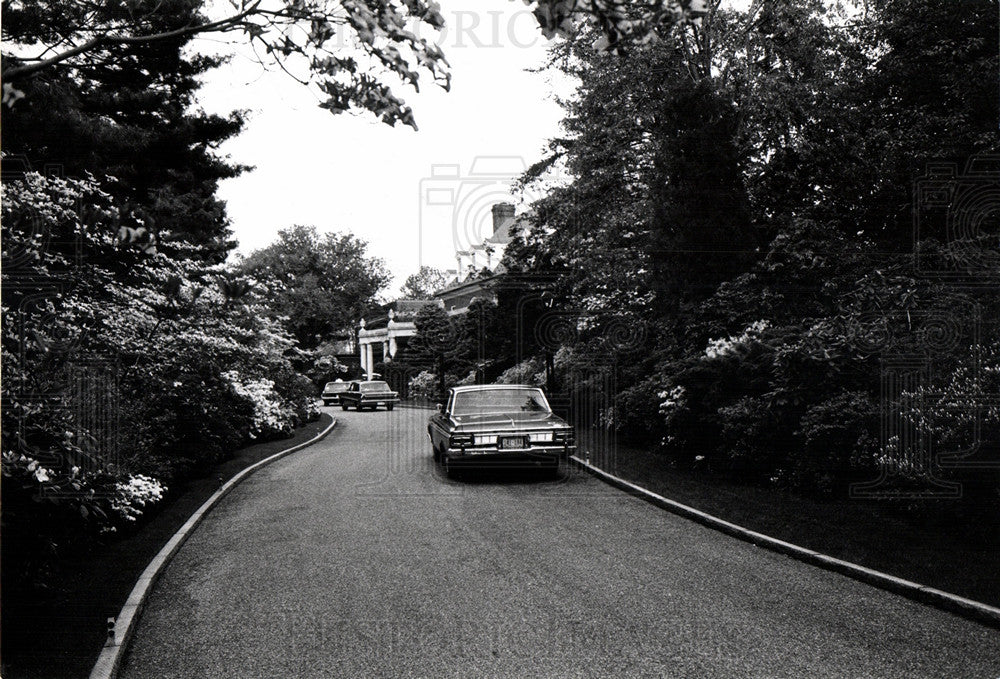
xmin=717 ymin=394 xmax=797 ymax=482
xmin=604 ymin=376 xmax=664 ymax=443
xmin=132 ymin=358 xmax=257 ymax=480
xmin=224 ymin=371 xmax=296 ymax=440
xmin=407 ymin=371 xmax=439 ymax=400
xmin=1 ymin=171 xmax=322 ymax=587
xmin=496 ymin=357 xmax=545 ymax=385
xmin=792 ymin=390 xmax=881 ymax=493
xmin=270 ymin=367 xmax=321 ymax=425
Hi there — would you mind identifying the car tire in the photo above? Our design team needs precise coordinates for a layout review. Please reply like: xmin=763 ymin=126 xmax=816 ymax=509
xmin=341 ymin=403 xmax=348 ymax=411
xmin=431 ymin=441 xmax=441 ymax=463
xmin=386 ymin=404 xmax=394 ymax=411
xmin=442 ymin=452 xmax=455 ymax=478
xmin=322 ymin=400 xmax=331 ymax=406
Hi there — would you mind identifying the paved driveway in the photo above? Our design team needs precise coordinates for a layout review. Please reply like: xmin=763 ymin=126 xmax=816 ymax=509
xmin=120 ymin=406 xmax=1000 ymax=678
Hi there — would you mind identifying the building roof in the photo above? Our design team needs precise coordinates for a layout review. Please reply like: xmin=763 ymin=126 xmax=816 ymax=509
xmin=434 ymin=270 xmax=502 ymax=297
xmin=483 ymin=213 xmax=521 ymax=245
xmin=394 ymin=298 xmax=438 ymax=313
xmin=361 ymin=298 xmax=440 ymax=327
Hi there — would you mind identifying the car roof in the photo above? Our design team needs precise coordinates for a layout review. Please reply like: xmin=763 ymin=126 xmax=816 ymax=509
xmin=450 ymin=384 xmax=543 ymax=393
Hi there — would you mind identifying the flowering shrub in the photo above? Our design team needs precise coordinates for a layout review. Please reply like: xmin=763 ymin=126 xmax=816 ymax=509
xmin=2 ymin=172 xmax=319 ymax=584
xmin=110 ymin=475 xmax=167 ymax=524
xmin=658 ymin=385 xmax=686 ymax=419
xmin=454 ymin=370 xmax=477 ymax=386
xmin=657 ymin=385 xmax=687 ymax=446
xmin=223 ymin=371 xmax=296 ymax=439
xmin=407 ymin=371 xmax=439 ymax=400
xmin=2 ymin=453 xmax=166 ymax=536
xmin=495 ymin=358 xmax=545 ymax=385
xmin=704 ymin=320 xmax=770 ymax=360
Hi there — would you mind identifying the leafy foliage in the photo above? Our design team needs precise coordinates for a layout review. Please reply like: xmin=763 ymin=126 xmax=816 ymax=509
xmin=502 ymin=0 xmax=1000 ymax=502
xmin=1 ymin=0 xmax=248 ymax=261
xmin=399 ymin=266 xmax=449 ymax=298
xmin=1 ymin=172 xmax=318 ymax=583
xmin=1 ymin=0 xmax=451 ymax=130
xmin=238 ymin=224 xmax=391 ymax=349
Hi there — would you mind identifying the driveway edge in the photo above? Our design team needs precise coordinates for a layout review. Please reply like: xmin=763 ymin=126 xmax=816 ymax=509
xmin=89 ymin=418 xmax=338 ymax=679
xmin=570 ymin=455 xmax=1000 ymax=629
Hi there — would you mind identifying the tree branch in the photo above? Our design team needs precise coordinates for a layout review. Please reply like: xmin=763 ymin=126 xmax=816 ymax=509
xmin=2 ymin=1 xmax=263 ymax=81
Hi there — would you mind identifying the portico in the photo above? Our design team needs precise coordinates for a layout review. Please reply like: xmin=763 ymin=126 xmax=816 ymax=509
xmin=357 ymin=302 xmax=439 ymax=379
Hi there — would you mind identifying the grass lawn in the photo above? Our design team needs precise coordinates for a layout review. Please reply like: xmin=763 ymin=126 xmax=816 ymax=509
xmin=580 ymin=433 xmax=1000 ymax=610
xmin=1 ymin=413 xmax=334 ymax=679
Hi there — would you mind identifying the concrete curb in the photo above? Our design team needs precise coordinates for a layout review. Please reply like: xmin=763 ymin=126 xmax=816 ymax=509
xmin=89 ymin=418 xmax=339 ymax=679
xmin=570 ymin=455 xmax=1000 ymax=630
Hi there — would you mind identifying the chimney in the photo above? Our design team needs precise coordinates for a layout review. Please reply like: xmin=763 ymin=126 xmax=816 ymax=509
xmin=491 ymin=202 xmax=516 ymax=235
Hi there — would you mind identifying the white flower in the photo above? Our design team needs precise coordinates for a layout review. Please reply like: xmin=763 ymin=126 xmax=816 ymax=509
xmin=34 ymin=467 xmax=51 ymax=483
xmin=658 ymin=386 xmax=686 ymax=418
xmin=223 ymin=371 xmax=296 ymax=438
xmin=704 ymin=320 xmax=770 ymax=359
xmin=111 ymin=474 xmax=167 ymax=522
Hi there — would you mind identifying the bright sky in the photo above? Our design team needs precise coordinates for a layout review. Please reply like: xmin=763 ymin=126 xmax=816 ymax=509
xmin=192 ymin=0 xmax=572 ymax=296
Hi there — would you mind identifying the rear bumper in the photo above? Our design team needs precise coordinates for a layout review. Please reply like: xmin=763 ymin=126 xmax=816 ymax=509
xmin=446 ymin=445 xmax=574 ymax=468
xmin=343 ymin=396 xmax=399 ymax=406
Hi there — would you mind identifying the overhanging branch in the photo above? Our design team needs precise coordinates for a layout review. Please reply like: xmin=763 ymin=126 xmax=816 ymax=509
xmin=2 ymin=0 xmax=263 ymax=81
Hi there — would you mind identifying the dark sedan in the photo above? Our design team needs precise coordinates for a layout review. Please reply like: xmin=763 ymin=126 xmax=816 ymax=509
xmin=427 ymin=384 xmax=575 ymax=477
xmin=340 ymin=380 xmax=399 ymax=411
xmin=321 ymin=381 xmax=352 ymax=406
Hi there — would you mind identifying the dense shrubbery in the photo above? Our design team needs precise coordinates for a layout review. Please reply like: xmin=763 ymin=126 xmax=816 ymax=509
xmin=407 ymin=371 xmax=439 ymax=400
xmin=1 ymin=173 xmax=319 ymax=582
xmin=495 ymin=358 xmax=545 ymax=386
xmin=493 ymin=0 xmax=1000 ymax=504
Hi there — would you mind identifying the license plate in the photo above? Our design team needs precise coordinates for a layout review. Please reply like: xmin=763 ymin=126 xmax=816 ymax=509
xmin=500 ymin=436 xmax=526 ymax=450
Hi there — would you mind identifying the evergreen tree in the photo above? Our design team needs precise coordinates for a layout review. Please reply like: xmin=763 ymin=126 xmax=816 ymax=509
xmin=2 ymin=0 xmax=246 ymax=261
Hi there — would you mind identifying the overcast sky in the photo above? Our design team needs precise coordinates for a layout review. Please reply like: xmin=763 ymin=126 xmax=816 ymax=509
xmin=192 ymin=0 xmax=572 ymax=295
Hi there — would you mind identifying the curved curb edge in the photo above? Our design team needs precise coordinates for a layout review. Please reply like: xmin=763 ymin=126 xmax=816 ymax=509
xmin=570 ymin=455 xmax=1000 ymax=630
xmin=89 ymin=418 xmax=339 ymax=679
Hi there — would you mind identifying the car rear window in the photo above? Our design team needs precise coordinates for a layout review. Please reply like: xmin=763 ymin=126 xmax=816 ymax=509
xmin=452 ymin=388 xmax=549 ymax=415
xmin=361 ymin=381 xmax=390 ymax=392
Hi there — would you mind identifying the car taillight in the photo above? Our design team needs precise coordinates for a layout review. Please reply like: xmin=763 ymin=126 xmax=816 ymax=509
xmin=554 ymin=430 xmax=575 ymax=444
xmin=450 ymin=433 xmax=474 ymax=447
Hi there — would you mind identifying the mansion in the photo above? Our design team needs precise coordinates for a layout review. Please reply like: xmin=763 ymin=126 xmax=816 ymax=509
xmin=357 ymin=202 xmax=521 ymax=379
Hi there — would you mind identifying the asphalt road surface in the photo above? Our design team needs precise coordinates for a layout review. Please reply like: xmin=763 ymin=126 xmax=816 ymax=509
xmin=120 ymin=406 xmax=1000 ymax=679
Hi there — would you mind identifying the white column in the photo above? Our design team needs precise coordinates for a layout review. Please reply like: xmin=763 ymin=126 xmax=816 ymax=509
xmin=388 ymin=334 xmax=398 ymax=358
xmin=359 ymin=339 xmax=367 ymax=375
xmin=365 ymin=343 xmax=375 ymax=378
